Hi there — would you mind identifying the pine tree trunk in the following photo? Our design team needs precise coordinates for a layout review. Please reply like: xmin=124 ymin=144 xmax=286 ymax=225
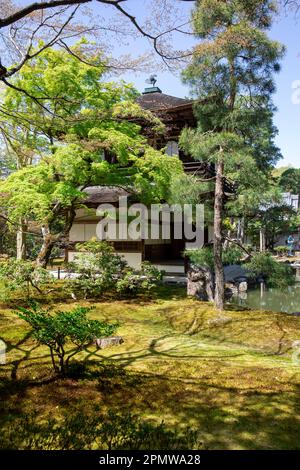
xmin=16 ymin=220 xmax=27 ymax=260
xmin=213 ymin=158 xmax=225 ymax=311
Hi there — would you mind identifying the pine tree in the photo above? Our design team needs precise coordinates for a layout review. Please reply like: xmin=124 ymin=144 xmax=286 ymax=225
xmin=180 ymin=0 xmax=284 ymax=311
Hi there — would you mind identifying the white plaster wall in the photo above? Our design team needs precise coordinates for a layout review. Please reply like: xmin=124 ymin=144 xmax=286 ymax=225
xmin=85 ymin=224 xmax=98 ymax=240
xmin=69 ymin=223 xmax=99 ymax=242
xmin=69 ymin=224 xmax=85 ymax=242
xmin=67 ymin=251 xmax=77 ymax=262
xmin=117 ymin=252 xmax=142 ymax=269
xmin=152 ymin=263 xmax=185 ymax=274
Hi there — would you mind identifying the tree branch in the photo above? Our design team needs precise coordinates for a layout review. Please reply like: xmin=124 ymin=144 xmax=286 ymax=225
xmin=0 ymin=1 xmax=90 ymax=27
xmin=223 ymin=236 xmax=251 ymax=258
xmin=0 ymin=214 xmax=43 ymax=238
xmin=0 ymin=0 xmax=195 ymax=74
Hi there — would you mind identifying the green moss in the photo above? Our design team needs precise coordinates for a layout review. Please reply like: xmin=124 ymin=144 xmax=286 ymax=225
xmin=1 ymin=287 xmax=300 ymax=449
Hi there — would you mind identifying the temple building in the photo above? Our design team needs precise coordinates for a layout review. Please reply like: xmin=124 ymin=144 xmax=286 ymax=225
xmin=67 ymin=84 xmax=215 ymax=274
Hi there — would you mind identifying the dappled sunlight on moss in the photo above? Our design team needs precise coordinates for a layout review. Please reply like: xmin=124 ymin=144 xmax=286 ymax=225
xmin=1 ymin=289 xmax=300 ymax=449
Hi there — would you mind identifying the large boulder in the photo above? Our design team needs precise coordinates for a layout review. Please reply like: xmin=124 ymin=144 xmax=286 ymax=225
xmin=187 ymin=265 xmax=214 ymax=301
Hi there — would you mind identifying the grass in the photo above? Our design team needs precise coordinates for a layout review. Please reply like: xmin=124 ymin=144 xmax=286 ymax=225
xmin=1 ymin=285 xmax=300 ymax=449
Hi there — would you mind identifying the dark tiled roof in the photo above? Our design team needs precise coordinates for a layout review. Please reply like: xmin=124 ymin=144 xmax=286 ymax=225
xmin=82 ymin=186 xmax=132 ymax=204
xmin=137 ymin=91 xmax=192 ymax=111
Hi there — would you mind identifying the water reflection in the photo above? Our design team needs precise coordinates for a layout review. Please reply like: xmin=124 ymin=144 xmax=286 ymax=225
xmin=231 ymin=283 xmax=300 ymax=314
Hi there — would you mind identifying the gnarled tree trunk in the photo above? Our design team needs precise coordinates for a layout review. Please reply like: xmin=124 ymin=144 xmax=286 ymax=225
xmin=36 ymin=207 xmax=76 ymax=268
xmin=36 ymin=225 xmax=56 ymax=268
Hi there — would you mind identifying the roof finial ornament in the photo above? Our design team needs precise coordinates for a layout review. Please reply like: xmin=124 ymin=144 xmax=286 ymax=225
xmin=146 ymin=74 xmax=157 ymax=87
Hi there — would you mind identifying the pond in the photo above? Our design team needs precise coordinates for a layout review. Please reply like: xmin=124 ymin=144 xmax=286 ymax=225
xmin=230 ymin=283 xmax=300 ymax=314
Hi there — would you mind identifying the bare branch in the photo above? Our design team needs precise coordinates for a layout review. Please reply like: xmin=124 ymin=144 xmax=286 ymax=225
xmin=0 ymin=1 xmax=91 ymax=28
xmin=5 ymin=5 xmax=80 ymax=78
xmin=0 ymin=1 xmax=195 ymax=75
xmin=223 ymin=236 xmax=251 ymax=257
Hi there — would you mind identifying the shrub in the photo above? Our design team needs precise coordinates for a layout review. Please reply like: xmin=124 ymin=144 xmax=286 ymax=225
xmin=185 ymin=245 xmax=244 ymax=270
xmin=274 ymin=245 xmax=288 ymax=257
xmin=67 ymin=240 xmax=163 ymax=298
xmin=222 ymin=246 xmax=244 ymax=265
xmin=67 ymin=240 xmax=126 ymax=298
xmin=0 ymin=258 xmax=54 ymax=298
xmin=185 ymin=247 xmax=214 ymax=270
xmin=16 ymin=304 xmax=119 ymax=374
xmin=244 ymin=252 xmax=294 ymax=289
xmin=116 ymin=262 xmax=163 ymax=295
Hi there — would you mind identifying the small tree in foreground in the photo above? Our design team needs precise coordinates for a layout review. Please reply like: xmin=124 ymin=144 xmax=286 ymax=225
xmin=16 ymin=305 xmax=119 ymax=374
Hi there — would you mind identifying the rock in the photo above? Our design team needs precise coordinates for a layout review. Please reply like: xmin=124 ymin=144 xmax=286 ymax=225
xmin=225 ymin=286 xmax=235 ymax=299
xmin=224 ymin=265 xmax=249 ymax=283
xmin=234 ymin=276 xmax=248 ymax=283
xmin=292 ymin=340 xmax=300 ymax=349
xmin=226 ymin=282 xmax=238 ymax=295
xmin=225 ymin=279 xmax=247 ymax=298
xmin=238 ymin=281 xmax=248 ymax=292
xmin=95 ymin=336 xmax=124 ymax=349
xmin=187 ymin=265 xmax=214 ymax=301
xmin=239 ymin=292 xmax=248 ymax=301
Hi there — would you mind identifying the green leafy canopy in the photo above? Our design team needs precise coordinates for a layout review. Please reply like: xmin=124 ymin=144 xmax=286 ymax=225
xmin=0 ymin=43 xmax=184 ymax=228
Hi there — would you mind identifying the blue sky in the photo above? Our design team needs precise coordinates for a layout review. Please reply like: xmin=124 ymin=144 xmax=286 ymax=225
xmin=269 ymin=13 xmax=300 ymax=167
xmin=17 ymin=1 xmax=300 ymax=167
xmin=108 ymin=0 xmax=299 ymax=168
xmin=117 ymin=1 xmax=300 ymax=168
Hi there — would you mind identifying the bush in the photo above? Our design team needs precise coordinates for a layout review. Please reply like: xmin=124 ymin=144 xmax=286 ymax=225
xmin=67 ymin=240 xmax=127 ymax=298
xmin=16 ymin=304 xmax=119 ymax=374
xmin=222 ymin=246 xmax=244 ymax=265
xmin=185 ymin=245 xmax=244 ymax=270
xmin=274 ymin=245 xmax=288 ymax=257
xmin=185 ymin=247 xmax=214 ymax=270
xmin=244 ymin=252 xmax=294 ymax=289
xmin=67 ymin=240 xmax=163 ymax=299
xmin=116 ymin=262 xmax=163 ymax=295
xmin=0 ymin=258 xmax=54 ymax=298
xmin=1 ymin=410 xmax=201 ymax=450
